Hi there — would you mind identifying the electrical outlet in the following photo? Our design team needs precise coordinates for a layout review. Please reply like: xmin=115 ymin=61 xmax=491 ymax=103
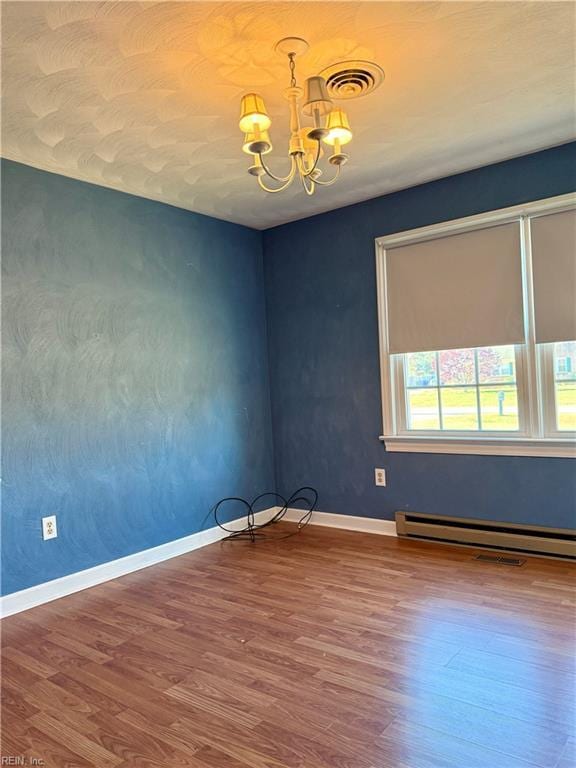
xmin=375 ymin=468 xmax=386 ymax=487
xmin=42 ymin=515 xmax=57 ymax=540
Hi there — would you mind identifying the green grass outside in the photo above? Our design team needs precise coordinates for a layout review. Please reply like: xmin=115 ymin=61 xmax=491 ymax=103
xmin=407 ymin=383 xmax=576 ymax=431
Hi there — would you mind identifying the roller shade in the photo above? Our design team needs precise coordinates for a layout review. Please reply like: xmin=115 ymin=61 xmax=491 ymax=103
xmin=530 ymin=209 xmax=576 ymax=344
xmin=385 ymin=222 xmax=525 ymax=354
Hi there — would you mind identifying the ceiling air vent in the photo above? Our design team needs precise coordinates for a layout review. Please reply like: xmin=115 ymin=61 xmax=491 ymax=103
xmin=320 ymin=60 xmax=385 ymax=100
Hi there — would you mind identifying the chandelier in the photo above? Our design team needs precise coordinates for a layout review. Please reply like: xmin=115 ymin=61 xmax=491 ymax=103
xmin=238 ymin=37 xmax=353 ymax=195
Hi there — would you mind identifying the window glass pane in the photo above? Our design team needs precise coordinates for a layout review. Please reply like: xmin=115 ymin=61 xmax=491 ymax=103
xmin=438 ymin=348 xmax=476 ymax=385
xmin=478 ymin=345 xmax=516 ymax=384
xmin=407 ymin=388 xmax=440 ymax=430
xmin=440 ymin=387 xmax=479 ymax=430
xmin=554 ymin=341 xmax=576 ymax=431
xmin=403 ymin=346 xmax=522 ymax=434
xmin=405 ymin=351 xmax=438 ymax=387
xmin=556 ymin=382 xmax=576 ymax=431
xmin=554 ymin=341 xmax=576 ymax=381
xmin=479 ymin=385 xmax=519 ymax=431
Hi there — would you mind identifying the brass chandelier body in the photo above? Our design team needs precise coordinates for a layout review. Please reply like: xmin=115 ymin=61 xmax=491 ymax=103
xmin=239 ymin=38 xmax=352 ymax=195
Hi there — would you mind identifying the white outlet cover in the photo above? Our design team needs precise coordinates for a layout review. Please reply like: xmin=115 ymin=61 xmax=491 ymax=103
xmin=375 ymin=468 xmax=387 ymax=487
xmin=42 ymin=515 xmax=57 ymax=540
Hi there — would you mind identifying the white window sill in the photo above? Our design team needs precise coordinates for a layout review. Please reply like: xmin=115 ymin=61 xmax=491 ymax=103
xmin=380 ymin=435 xmax=576 ymax=458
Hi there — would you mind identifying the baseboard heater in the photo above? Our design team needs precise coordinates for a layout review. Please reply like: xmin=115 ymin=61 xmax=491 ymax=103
xmin=395 ymin=511 xmax=576 ymax=560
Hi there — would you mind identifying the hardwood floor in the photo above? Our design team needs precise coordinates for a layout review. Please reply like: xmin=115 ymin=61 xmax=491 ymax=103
xmin=2 ymin=523 xmax=575 ymax=767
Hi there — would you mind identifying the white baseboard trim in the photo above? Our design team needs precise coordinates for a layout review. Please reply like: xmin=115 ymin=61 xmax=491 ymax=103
xmin=0 ymin=507 xmax=396 ymax=618
xmin=281 ymin=507 xmax=397 ymax=537
xmin=0 ymin=508 xmax=275 ymax=619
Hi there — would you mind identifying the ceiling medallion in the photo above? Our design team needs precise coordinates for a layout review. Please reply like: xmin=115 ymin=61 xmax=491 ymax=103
xmin=239 ymin=37 xmax=367 ymax=196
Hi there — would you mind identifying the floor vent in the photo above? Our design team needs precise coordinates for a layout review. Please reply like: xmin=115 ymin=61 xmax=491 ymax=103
xmin=474 ymin=554 xmax=526 ymax=566
xmin=396 ymin=511 xmax=576 ymax=560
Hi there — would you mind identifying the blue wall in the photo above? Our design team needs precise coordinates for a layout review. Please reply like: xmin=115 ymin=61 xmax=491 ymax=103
xmin=2 ymin=160 xmax=275 ymax=595
xmin=3 ymin=144 xmax=575 ymax=596
xmin=264 ymin=143 xmax=576 ymax=530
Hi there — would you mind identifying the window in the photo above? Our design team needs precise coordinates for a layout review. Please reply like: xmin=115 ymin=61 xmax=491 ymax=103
xmin=404 ymin=345 xmax=520 ymax=432
xmin=376 ymin=194 xmax=576 ymax=457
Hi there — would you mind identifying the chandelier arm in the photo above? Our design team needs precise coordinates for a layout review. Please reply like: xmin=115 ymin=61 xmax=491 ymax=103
xmin=299 ymin=140 xmax=323 ymax=177
xmin=295 ymin=154 xmax=306 ymax=177
xmin=312 ymin=164 xmax=342 ymax=187
xmin=258 ymin=153 xmax=296 ymax=183
xmin=257 ymin=173 xmax=297 ymax=193
xmin=299 ymin=171 xmax=315 ymax=196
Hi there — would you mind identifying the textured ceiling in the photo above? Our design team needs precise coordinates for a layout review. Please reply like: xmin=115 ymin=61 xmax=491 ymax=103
xmin=2 ymin=1 xmax=575 ymax=229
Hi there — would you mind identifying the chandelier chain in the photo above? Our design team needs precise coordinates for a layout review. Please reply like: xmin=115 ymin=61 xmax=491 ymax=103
xmin=288 ymin=53 xmax=296 ymax=88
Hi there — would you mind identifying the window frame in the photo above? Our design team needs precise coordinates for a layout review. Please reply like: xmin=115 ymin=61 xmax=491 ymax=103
xmin=375 ymin=193 xmax=576 ymax=458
